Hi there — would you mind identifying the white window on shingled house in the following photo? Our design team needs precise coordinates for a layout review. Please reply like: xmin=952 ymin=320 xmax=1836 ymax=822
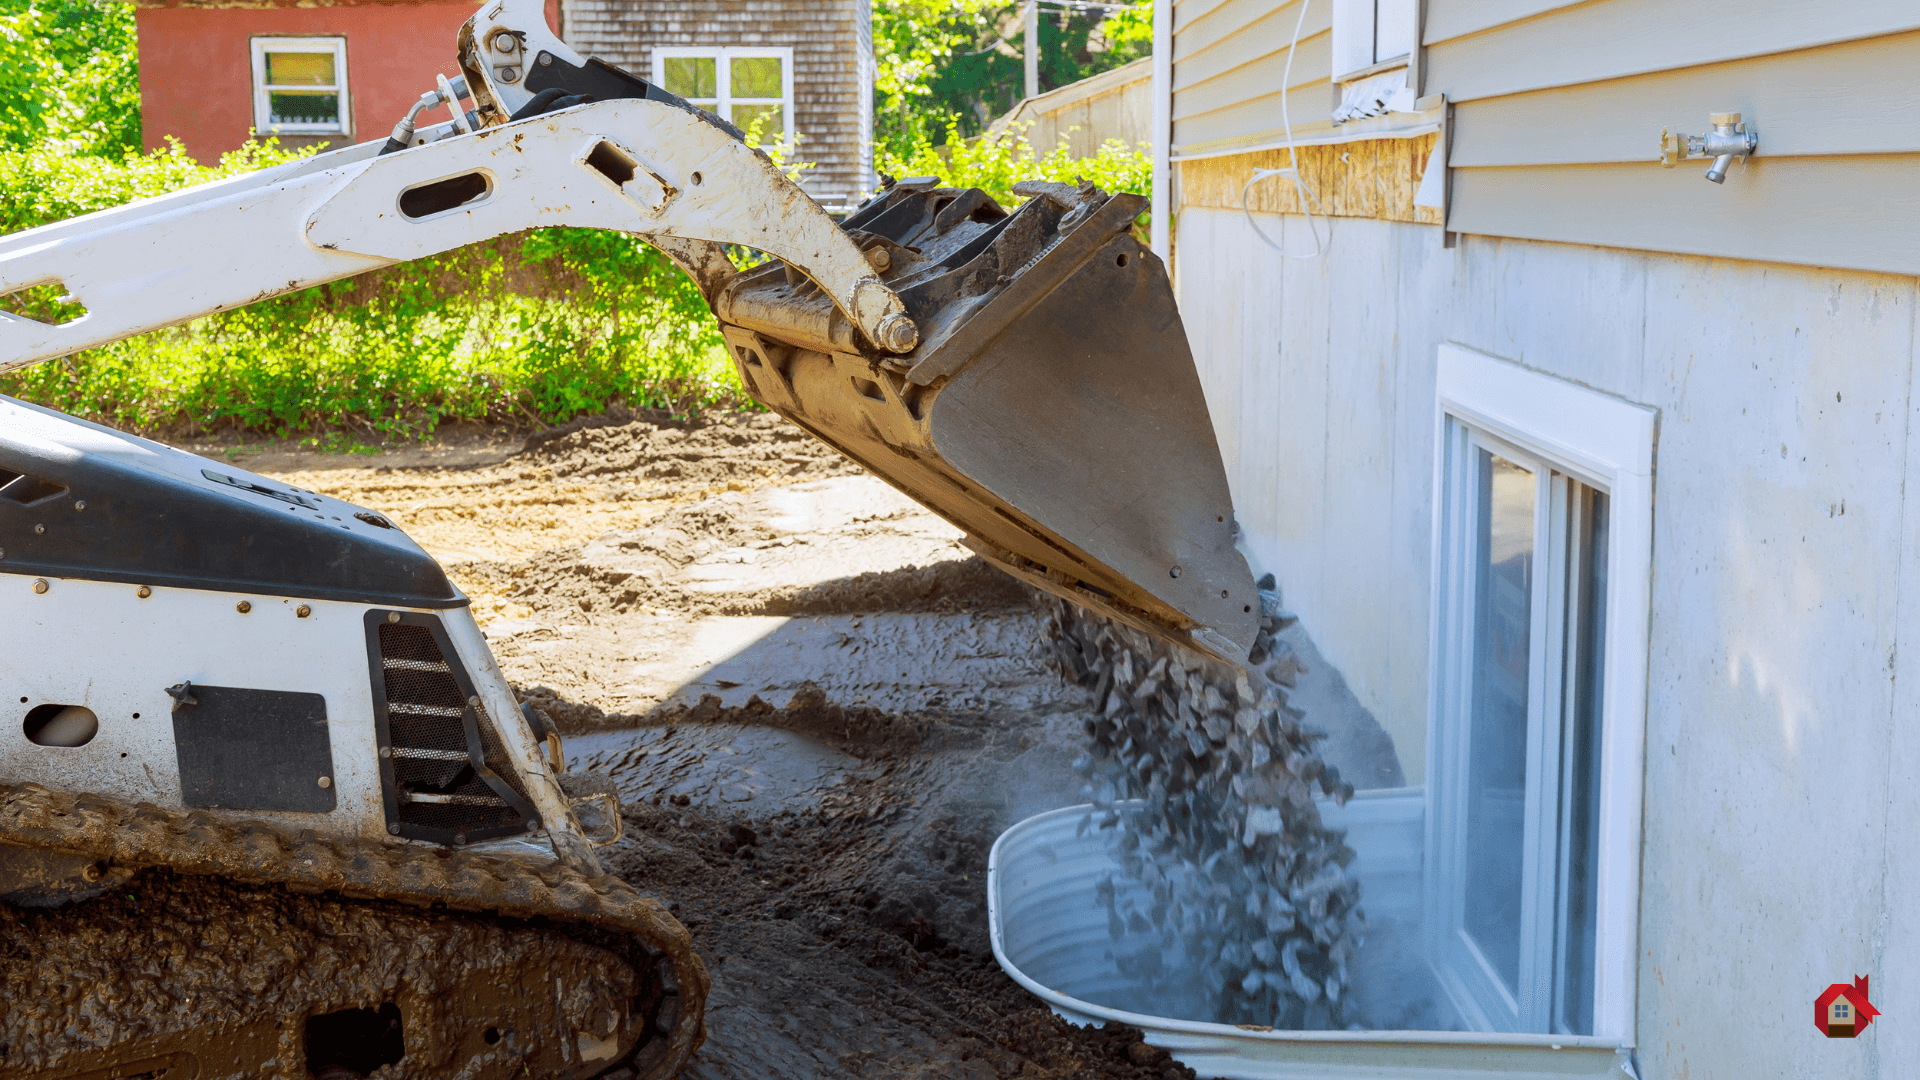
xmin=652 ymin=46 xmax=796 ymax=152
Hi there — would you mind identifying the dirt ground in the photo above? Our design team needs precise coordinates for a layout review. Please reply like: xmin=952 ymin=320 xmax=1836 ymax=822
xmin=220 ymin=408 xmax=1399 ymax=1079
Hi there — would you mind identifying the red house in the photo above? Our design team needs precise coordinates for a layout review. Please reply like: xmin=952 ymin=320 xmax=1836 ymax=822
xmin=1814 ymin=975 xmax=1879 ymax=1038
xmin=131 ymin=0 xmax=560 ymax=162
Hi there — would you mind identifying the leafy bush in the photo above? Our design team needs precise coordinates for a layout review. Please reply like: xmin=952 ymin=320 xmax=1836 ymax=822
xmin=872 ymin=1 xmax=1154 ymax=155
xmin=0 ymin=139 xmax=311 ymax=237
xmin=0 ymin=144 xmax=741 ymax=440
xmin=2 ymin=111 xmax=1152 ymax=442
xmin=877 ymin=123 xmax=1151 ymax=239
xmin=0 ymin=0 xmax=141 ymax=157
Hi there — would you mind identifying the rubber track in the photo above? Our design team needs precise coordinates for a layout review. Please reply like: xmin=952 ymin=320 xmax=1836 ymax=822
xmin=0 ymin=781 xmax=708 ymax=1079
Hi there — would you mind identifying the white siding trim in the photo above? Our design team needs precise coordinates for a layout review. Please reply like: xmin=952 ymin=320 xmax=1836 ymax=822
xmin=1172 ymin=112 xmax=1440 ymax=162
xmin=1429 ymin=343 xmax=1655 ymax=1046
xmin=1152 ymin=0 xmax=1173 ymax=259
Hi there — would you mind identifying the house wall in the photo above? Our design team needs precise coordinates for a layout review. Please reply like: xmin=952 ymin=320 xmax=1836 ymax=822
xmin=1161 ymin=0 xmax=1920 ymax=1074
xmin=1170 ymin=0 xmax=1334 ymax=159
xmin=1173 ymin=204 xmax=1919 ymax=1078
xmin=1430 ymin=0 xmax=1920 ymax=275
xmin=560 ymin=0 xmax=873 ymax=208
xmin=133 ymin=0 xmax=560 ymax=163
xmin=987 ymin=57 xmax=1153 ymax=159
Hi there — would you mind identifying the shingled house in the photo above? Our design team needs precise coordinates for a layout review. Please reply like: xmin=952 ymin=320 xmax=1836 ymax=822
xmin=563 ymin=0 xmax=875 ymax=211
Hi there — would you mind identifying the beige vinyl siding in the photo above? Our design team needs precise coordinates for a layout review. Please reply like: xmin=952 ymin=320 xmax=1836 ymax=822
xmin=1420 ymin=0 xmax=1580 ymax=47
xmin=1431 ymin=0 xmax=1920 ymax=274
xmin=1449 ymin=31 xmax=1920 ymax=167
xmin=1425 ymin=0 xmax=1920 ymax=104
xmin=1448 ymin=156 xmax=1920 ymax=277
xmin=1171 ymin=0 xmax=1336 ymax=159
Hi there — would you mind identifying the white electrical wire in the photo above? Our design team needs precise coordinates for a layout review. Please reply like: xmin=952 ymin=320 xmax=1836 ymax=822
xmin=1241 ymin=0 xmax=1329 ymax=260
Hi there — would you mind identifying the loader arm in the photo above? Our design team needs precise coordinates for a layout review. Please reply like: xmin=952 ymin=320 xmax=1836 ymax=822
xmin=0 ymin=0 xmax=1261 ymax=661
xmin=0 ymin=103 xmax=910 ymax=370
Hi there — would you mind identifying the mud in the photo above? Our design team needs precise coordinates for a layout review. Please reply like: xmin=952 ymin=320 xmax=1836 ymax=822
xmin=1 ymin=870 xmax=634 ymax=1078
xmin=0 ymin=780 xmax=702 ymax=1080
xmin=242 ymin=410 xmax=1403 ymax=1079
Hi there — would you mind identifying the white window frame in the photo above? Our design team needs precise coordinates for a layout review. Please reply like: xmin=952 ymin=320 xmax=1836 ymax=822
xmin=250 ymin=36 xmax=351 ymax=136
xmin=1424 ymin=343 xmax=1654 ymax=1045
xmin=1330 ymin=0 xmax=1419 ymax=82
xmin=650 ymin=46 xmax=796 ymax=152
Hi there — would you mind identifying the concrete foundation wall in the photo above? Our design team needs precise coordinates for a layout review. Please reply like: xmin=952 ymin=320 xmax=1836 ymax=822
xmin=1174 ymin=204 xmax=1917 ymax=1078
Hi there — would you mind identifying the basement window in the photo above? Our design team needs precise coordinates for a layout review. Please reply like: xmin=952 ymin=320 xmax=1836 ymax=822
xmin=251 ymin=36 xmax=350 ymax=135
xmin=652 ymin=46 xmax=794 ymax=151
xmin=1427 ymin=343 xmax=1655 ymax=1042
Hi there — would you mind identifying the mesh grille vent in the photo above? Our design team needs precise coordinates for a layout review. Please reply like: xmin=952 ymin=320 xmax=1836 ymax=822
xmin=377 ymin=622 xmax=530 ymax=837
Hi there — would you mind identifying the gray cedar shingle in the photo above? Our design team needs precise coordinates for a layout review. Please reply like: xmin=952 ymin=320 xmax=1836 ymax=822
xmin=559 ymin=0 xmax=871 ymax=204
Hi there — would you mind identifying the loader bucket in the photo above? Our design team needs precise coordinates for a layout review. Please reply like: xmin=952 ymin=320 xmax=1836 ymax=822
xmin=714 ymin=179 xmax=1259 ymax=662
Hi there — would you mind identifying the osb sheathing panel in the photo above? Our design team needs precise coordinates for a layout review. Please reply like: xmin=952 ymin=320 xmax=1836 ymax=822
xmin=1177 ymin=135 xmax=1443 ymax=225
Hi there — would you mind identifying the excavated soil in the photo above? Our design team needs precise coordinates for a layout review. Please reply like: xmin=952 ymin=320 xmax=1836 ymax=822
xmin=242 ymin=408 xmax=1401 ymax=1079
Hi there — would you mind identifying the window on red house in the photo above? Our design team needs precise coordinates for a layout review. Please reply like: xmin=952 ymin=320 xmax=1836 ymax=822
xmin=251 ymin=37 xmax=351 ymax=136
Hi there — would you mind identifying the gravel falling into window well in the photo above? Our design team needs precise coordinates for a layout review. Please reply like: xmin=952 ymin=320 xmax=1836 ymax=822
xmin=1046 ymin=575 xmax=1366 ymax=1031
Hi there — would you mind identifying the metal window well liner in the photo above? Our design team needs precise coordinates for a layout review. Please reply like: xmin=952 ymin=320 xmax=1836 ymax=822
xmin=986 ymin=794 xmax=1631 ymax=1080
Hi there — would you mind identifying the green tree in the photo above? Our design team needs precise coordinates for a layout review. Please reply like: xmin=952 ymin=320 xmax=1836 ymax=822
xmin=0 ymin=0 xmax=142 ymax=157
xmin=873 ymin=1 xmax=1152 ymax=156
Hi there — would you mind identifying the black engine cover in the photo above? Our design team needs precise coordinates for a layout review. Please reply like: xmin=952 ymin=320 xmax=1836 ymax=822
xmin=0 ymin=396 xmax=460 ymax=607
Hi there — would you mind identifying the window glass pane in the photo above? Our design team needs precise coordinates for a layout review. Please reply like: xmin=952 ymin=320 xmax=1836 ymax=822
xmin=732 ymin=102 xmax=784 ymax=141
xmin=1463 ymin=448 xmax=1533 ymax=996
xmin=663 ymin=56 xmax=716 ymax=99
xmin=731 ymin=56 xmax=783 ymax=98
xmin=265 ymin=51 xmax=336 ymax=86
xmin=1554 ymin=486 xmax=1607 ymax=1035
xmin=267 ymin=90 xmax=340 ymax=126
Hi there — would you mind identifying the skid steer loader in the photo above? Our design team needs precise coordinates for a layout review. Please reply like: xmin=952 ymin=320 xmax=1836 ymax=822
xmin=0 ymin=1 xmax=1258 ymax=1076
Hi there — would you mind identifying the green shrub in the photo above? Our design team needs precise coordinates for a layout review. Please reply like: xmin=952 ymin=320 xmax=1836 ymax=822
xmin=0 ymin=144 xmax=741 ymax=440
xmin=0 ymin=0 xmax=142 ymax=157
xmin=3 ymin=124 xmax=1153 ymax=442
xmin=877 ymin=123 xmax=1151 ymax=239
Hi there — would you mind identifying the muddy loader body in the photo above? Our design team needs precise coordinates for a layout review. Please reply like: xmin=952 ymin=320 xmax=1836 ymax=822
xmin=0 ymin=398 xmax=705 ymax=1078
xmin=0 ymin=0 xmax=1254 ymax=1074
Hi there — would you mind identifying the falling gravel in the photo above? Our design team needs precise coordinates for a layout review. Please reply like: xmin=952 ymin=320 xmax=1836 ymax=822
xmin=1048 ymin=588 xmax=1368 ymax=1031
xmin=239 ymin=407 xmax=1410 ymax=1075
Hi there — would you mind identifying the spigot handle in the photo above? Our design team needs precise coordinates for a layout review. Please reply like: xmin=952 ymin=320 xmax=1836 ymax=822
xmin=1660 ymin=128 xmax=1685 ymax=168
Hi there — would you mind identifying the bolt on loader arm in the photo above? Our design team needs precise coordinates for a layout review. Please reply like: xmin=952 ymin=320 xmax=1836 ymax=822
xmin=0 ymin=0 xmax=1260 ymax=662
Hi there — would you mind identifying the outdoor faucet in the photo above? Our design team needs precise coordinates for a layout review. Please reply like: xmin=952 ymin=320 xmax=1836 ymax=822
xmin=1661 ymin=112 xmax=1758 ymax=184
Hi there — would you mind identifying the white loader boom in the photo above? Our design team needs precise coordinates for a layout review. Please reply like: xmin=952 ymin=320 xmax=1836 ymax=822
xmin=0 ymin=0 xmax=1266 ymax=662
xmin=0 ymin=0 xmax=916 ymax=375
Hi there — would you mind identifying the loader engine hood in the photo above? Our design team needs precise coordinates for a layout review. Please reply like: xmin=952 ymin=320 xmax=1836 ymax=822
xmin=0 ymin=396 xmax=460 ymax=607
xmin=715 ymin=180 xmax=1260 ymax=662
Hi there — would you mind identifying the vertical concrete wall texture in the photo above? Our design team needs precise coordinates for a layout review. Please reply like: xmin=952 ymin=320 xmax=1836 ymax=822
xmin=1175 ymin=204 xmax=1918 ymax=1078
xmin=134 ymin=0 xmax=561 ymax=163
